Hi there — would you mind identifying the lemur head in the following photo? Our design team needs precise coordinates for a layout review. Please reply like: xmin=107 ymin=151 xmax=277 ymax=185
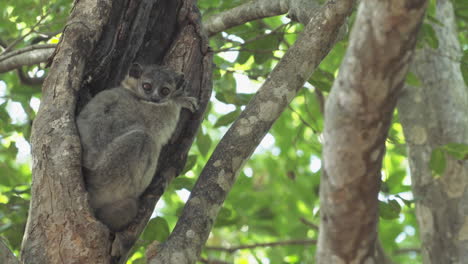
xmin=122 ymin=63 xmax=186 ymax=103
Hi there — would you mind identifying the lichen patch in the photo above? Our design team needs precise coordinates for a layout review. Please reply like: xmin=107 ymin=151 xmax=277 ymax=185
xmin=458 ymin=216 xmax=468 ymax=241
xmin=259 ymin=101 xmax=279 ymax=122
xmin=237 ymin=118 xmax=253 ymax=136
xmin=232 ymin=156 xmax=243 ymax=171
xmin=213 ymin=160 xmax=222 ymax=167
xmin=216 ymin=169 xmax=232 ymax=191
xmin=408 ymin=125 xmax=427 ymax=145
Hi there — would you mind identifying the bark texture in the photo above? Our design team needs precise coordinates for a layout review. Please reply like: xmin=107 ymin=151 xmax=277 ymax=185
xmin=318 ymin=0 xmax=427 ymax=263
xmin=0 ymin=44 xmax=55 ymax=73
xmin=397 ymin=0 xmax=468 ymax=263
xmin=149 ymin=1 xmax=355 ymax=263
xmin=203 ymin=0 xmax=319 ymax=36
xmin=21 ymin=0 xmax=211 ymax=263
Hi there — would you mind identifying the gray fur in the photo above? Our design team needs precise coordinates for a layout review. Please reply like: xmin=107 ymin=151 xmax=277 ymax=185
xmin=77 ymin=64 xmax=197 ymax=231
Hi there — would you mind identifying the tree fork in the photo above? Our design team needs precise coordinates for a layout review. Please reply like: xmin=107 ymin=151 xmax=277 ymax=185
xmin=21 ymin=0 xmax=212 ymax=263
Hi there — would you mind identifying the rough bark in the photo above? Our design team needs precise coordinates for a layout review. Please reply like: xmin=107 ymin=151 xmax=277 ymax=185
xmin=21 ymin=0 xmax=113 ymax=262
xmin=203 ymin=0 xmax=319 ymax=36
xmin=317 ymin=0 xmax=427 ymax=263
xmin=21 ymin=0 xmax=211 ymax=263
xmin=149 ymin=1 xmax=355 ymax=263
xmin=397 ymin=0 xmax=468 ymax=263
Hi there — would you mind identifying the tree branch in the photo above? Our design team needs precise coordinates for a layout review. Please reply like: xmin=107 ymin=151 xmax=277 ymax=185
xmin=205 ymin=239 xmax=317 ymax=253
xmin=199 ymin=258 xmax=230 ymax=264
xmin=17 ymin=67 xmax=45 ymax=86
xmin=393 ymin=247 xmax=420 ymax=255
xmin=0 ymin=38 xmax=7 ymax=50
xmin=0 ymin=239 xmax=20 ymax=264
xmin=299 ymin=217 xmax=319 ymax=230
xmin=2 ymin=11 xmax=50 ymax=54
xmin=0 ymin=44 xmax=55 ymax=73
xmin=203 ymin=0 xmax=319 ymax=36
xmin=317 ymin=0 xmax=427 ymax=263
xmin=397 ymin=1 xmax=468 ymax=262
xmin=150 ymin=0 xmax=355 ymax=263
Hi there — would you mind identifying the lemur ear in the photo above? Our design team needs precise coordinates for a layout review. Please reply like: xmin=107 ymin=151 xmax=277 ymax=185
xmin=175 ymin=72 xmax=186 ymax=89
xmin=129 ymin=63 xmax=143 ymax=78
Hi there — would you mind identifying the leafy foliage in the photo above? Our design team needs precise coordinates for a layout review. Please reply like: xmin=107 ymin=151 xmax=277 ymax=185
xmin=5 ymin=0 xmax=468 ymax=263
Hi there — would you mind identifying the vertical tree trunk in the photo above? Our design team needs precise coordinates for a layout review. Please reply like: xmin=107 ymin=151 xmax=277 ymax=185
xmin=20 ymin=0 xmax=212 ymax=263
xmin=318 ymin=0 xmax=427 ymax=263
xmin=397 ymin=0 xmax=468 ymax=262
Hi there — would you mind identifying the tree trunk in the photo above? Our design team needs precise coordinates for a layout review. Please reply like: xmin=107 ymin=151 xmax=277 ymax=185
xmin=317 ymin=0 xmax=427 ymax=263
xmin=149 ymin=1 xmax=355 ymax=263
xmin=20 ymin=0 xmax=212 ymax=263
xmin=397 ymin=0 xmax=468 ymax=262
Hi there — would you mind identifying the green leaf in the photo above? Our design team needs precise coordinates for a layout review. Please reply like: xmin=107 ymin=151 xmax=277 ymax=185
xmin=245 ymin=34 xmax=280 ymax=64
xmin=216 ymin=72 xmax=236 ymax=93
xmin=456 ymin=8 xmax=468 ymax=20
xmin=170 ymin=177 xmax=195 ymax=190
xmin=196 ymin=131 xmax=212 ymax=157
xmin=442 ymin=142 xmax=468 ymax=160
xmin=181 ymin=155 xmax=197 ymax=174
xmin=379 ymin=199 xmax=401 ymax=220
xmin=255 ymin=207 xmax=275 ymax=220
xmin=0 ymin=165 xmax=21 ymax=187
xmin=214 ymin=206 xmax=239 ymax=227
xmin=405 ymin=72 xmax=421 ymax=87
xmin=309 ymin=69 xmax=334 ymax=92
xmin=214 ymin=109 xmax=241 ymax=127
xmin=461 ymin=50 xmax=468 ymax=87
xmin=215 ymin=92 xmax=254 ymax=106
xmin=237 ymin=52 xmax=251 ymax=65
xmin=213 ymin=53 xmax=233 ymax=71
xmin=235 ymin=93 xmax=254 ymax=105
xmin=429 ymin=148 xmax=446 ymax=177
xmin=141 ymin=217 xmax=170 ymax=244
xmin=421 ymin=23 xmax=439 ymax=49
xmin=6 ymin=144 xmax=18 ymax=158
xmin=427 ymin=0 xmax=437 ymax=18
xmin=215 ymin=91 xmax=232 ymax=104
xmin=426 ymin=15 xmax=444 ymax=26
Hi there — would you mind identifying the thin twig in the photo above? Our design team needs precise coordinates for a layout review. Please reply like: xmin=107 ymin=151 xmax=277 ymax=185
xmin=17 ymin=68 xmax=45 ymax=86
xmin=314 ymin=87 xmax=325 ymax=115
xmin=300 ymin=217 xmax=319 ymax=230
xmin=199 ymin=258 xmax=231 ymax=264
xmin=214 ymin=47 xmax=281 ymax=53
xmin=215 ymin=23 xmax=290 ymax=53
xmin=287 ymin=105 xmax=317 ymax=132
xmin=223 ymin=69 xmax=267 ymax=80
xmin=0 ymin=38 xmax=7 ymax=50
xmin=205 ymin=239 xmax=317 ymax=253
xmin=2 ymin=11 xmax=51 ymax=54
xmin=393 ymin=248 xmax=420 ymax=255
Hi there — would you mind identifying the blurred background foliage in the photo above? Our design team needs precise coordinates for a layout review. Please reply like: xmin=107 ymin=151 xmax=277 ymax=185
xmin=1 ymin=0 xmax=468 ymax=263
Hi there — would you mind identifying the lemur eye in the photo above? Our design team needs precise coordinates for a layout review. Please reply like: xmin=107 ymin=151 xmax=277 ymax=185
xmin=142 ymin=83 xmax=152 ymax=93
xmin=160 ymin=87 xmax=171 ymax=96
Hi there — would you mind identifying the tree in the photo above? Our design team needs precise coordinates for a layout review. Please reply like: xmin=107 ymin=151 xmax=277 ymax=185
xmin=1 ymin=0 xmax=467 ymax=263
